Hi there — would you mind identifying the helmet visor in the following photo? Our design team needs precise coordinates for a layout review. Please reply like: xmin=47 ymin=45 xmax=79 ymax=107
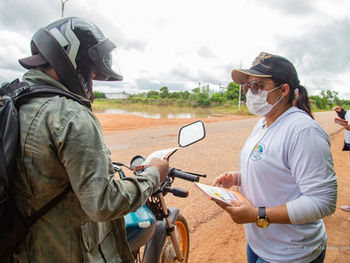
xmin=88 ymin=38 xmax=123 ymax=81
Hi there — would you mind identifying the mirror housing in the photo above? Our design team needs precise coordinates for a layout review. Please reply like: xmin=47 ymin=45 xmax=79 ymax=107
xmin=178 ymin=120 xmax=205 ymax=147
xmin=130 ymin=155 xmax=145 ymax=169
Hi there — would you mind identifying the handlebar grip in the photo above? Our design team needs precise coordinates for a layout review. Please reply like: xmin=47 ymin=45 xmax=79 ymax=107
xmin=169 ymin=168 xmax=200 ymax=182
xmin=164 ymin=186 xmax=189 ymax=197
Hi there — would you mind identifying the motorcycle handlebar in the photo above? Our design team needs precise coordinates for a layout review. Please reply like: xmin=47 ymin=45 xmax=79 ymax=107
xmin=164 ymin=186 xmax=189 ymax=197
xmin=168 ymin=168 xmax=200 ymax=182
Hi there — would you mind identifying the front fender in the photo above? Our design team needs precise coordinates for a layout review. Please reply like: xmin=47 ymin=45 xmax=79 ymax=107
xmin=142 ymin=207 xmax=179 ymax=263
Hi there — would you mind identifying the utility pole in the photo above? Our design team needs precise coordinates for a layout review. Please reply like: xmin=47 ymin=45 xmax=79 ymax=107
xmin=238 ymin=59 xmax=242 ymax=112
xmin=61 ymin=0 xmax=70 ymax=18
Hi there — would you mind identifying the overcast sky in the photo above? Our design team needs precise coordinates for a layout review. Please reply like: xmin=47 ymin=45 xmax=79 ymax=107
xmin=1 ymin=0 xmax=350 ymax=98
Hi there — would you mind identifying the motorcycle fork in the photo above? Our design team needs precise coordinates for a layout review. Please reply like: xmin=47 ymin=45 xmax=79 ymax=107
xmin=158 ymin=193 xmax=184 ymax=262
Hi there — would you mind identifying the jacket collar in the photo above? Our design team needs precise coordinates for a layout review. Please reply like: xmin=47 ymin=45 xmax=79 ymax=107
xmin=22 ymin=69 xmax=91 ymax=105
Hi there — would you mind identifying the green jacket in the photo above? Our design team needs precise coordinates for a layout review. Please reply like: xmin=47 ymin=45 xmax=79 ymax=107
xmin=11 ymin=69 xmax=160 ymax=262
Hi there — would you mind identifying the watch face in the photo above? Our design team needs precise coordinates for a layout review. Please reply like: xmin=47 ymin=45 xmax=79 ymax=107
xmin=256 ymin=219 xmax=270 ymax=228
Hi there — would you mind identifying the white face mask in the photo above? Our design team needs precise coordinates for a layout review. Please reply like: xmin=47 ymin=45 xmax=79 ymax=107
xmin=246 ymin=85 xmax=283 ymax=116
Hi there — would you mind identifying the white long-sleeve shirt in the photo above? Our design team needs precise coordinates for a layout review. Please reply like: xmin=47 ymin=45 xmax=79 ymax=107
xmin=344 ymin=111 xmax=350 ymax=143
xmin=240 ymin=107 xmax=337 ymax=263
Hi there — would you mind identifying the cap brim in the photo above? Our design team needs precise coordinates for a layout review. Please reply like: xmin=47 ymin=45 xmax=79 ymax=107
xmin=231 ymin=69 xmax=272 ymax=84
xmin=18 ymin=53 xmax=48 ymax=70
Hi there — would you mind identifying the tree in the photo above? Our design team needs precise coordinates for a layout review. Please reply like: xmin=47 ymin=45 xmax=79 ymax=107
xmin=169 ymin=92 xmax=181 ymax=99
xmin=179 ymin=91 xmax=190 ymax=100
xmin=310 ymin=89 xmax=341 ymax=109
xmin=191 ymin=87 xmax=200 ymax=94
xmin=320 ymin=89 xmax=339 ymax=108
xmin=310 ymin=95 xmax=324 ymax=109
xmin=210 ymin=92 xmax=225 ymax=104
xmin=93 ymin=91 xmax=106 ymax=99
xmin=160 ymin=86 xmax=169 ymax=98
xmin=224 ymin=82 xmax=243 ymax=102
xmin=146 ymin=90 xmax=160 ymax=99
xmin=195 ymin=85 xmax=210 ymax=106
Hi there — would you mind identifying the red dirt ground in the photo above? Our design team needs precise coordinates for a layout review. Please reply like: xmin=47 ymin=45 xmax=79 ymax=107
xmin=97 ymin=113 xmax=350 ymax=263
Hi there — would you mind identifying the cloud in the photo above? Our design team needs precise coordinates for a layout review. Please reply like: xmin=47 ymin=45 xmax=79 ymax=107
xmin=167 ymin=67 xmax=197 ymax=83
xmin=274 ymin=17 xmax=350 ymax=97
xmin=198 ymin=46 xmax=215 ymax=58
xmin=1 ymin=0 xmax=350 ymax=99
xmin=69 ymin=14 xmax=146 ymax=52
xmin=0 ymin=1 xmax=146 ymax=52
xmin=259 ymin=0 xmax=316 ymax=15
xmin=134 ymin=77 xmax=183 ymax=91
xmin=277 ymin=18 xmax=350 ymax=74
xmin=0 ymin=0 xmax=59 ymax=32
xmin=0 ymin=29 xmax=29 ymax=82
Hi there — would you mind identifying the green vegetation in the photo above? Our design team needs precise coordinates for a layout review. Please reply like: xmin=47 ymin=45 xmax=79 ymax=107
xmin=93 ymin=82 xmax=246 ymax=112
xmin=93 ymin=82 xmax=350 ymax=113
xmin=93 ymin=91 xmax=106 ymax=99
xmin=310 ymin=90 xmax=350 ymax=110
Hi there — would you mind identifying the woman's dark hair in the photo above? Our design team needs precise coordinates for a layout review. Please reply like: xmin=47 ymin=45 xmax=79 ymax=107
xmin=293 ymin=85 xmax=313 ymax=119
xmin=272 ymin=77 xmax=313 ymax=119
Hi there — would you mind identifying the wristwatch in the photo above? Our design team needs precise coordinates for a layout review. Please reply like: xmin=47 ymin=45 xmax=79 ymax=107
xmin=256 ymin=207 xmax=270 ymax=228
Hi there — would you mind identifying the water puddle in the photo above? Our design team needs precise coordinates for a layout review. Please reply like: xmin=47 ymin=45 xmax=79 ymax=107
xmin=99 ymin=108 xmax=220 ymax=119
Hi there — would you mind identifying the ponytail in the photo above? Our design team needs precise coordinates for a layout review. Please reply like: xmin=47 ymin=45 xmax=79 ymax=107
xmin=294 ymin=85 xmax=313 ymax=119
xmin=272 ymin=76 xmax=314 ymax=119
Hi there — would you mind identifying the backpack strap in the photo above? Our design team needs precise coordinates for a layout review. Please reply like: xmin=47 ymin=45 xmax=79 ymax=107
xmin=25 ymin=185 xmax=72 ymax=228
xmin=13 ymin=84 xmax=92 ymax=110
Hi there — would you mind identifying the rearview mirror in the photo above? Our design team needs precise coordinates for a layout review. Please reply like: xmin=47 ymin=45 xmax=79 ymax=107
xmin=178 ymin=120 xmax=205 ymax=147
xmin=130 ymin=155 xmax=145 ymax=169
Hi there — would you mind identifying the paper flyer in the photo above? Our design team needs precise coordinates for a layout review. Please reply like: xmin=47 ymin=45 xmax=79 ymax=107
xmin=143 ymin=147 xmax=178 ymax=164
xmin=194 ymin=182 xmax=238 ymax=205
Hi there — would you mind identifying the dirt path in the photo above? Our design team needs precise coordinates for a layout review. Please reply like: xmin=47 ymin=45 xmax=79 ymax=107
xmin=97 ymin=113 xmax=256 ymax=133
xmin=97 ymin=112 xmax=350 ymax=263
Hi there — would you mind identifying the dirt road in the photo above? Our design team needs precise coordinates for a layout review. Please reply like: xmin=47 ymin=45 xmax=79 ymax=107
xmin=97 ymin=111 xmax=350 ymax=263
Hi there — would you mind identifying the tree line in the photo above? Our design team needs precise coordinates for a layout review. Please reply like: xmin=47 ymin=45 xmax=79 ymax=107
xmin=94 ymin=82 xmax=350 ymax=110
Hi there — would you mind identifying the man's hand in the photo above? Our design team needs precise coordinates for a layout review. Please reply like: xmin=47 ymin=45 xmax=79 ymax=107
xmin=148 ymin=158 xmax=169 ymax=183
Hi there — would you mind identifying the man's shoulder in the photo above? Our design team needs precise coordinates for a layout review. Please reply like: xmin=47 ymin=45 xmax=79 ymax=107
xmin=47 ymin=94 xmax=88 ymax=111
xmin=34 ymin=96 xmax=101 ymax=142
xmin=43 ymin=95 xmax=96 ymax=125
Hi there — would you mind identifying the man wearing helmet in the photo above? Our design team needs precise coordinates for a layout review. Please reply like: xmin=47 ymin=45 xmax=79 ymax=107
xmin=11 ymin=17 xmax=168 ymax=262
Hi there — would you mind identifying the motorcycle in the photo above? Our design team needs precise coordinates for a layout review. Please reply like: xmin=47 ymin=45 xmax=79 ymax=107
xmin=113 ymin=120 xmax=206 ymax=263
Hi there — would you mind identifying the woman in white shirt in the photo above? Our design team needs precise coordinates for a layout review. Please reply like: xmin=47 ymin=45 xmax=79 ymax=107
xmin=213 ymin=52 xmax=337 ymax=263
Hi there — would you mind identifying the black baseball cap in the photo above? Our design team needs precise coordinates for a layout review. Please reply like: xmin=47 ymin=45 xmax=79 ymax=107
xmin=231 ymin=52 xmax=300 ymax=87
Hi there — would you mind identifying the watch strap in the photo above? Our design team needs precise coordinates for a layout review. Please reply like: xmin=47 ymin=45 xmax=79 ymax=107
xmin=258 ymin=207 xmax=266 ymax=219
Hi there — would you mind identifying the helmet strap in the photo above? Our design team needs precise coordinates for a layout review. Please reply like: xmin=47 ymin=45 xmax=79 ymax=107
xmin=78 ymin=73 xmax=94 ymax=102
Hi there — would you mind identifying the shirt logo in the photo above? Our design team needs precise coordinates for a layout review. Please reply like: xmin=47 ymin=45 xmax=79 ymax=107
xmin=251 ymin=144 xmax=265 ymax=161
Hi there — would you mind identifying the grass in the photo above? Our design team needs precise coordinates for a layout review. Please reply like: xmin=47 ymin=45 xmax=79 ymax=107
xmin=92 ymin=99 xmax=326 ymax=116
xmin=92 ymin=99 xmax=253 ymax=116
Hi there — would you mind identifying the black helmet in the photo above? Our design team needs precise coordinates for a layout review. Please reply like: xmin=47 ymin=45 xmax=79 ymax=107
xmin=19 ymin=17 xmax=123 ymax=99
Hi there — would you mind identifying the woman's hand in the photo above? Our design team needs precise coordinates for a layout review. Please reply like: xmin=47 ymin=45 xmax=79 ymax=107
xmin=212 ymin=171 xmax=241 ymax=189
xmin=215 ymin=195 xmax=257 ymax=224
xmin=332 ymin=106 xmax=341 ymax=112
